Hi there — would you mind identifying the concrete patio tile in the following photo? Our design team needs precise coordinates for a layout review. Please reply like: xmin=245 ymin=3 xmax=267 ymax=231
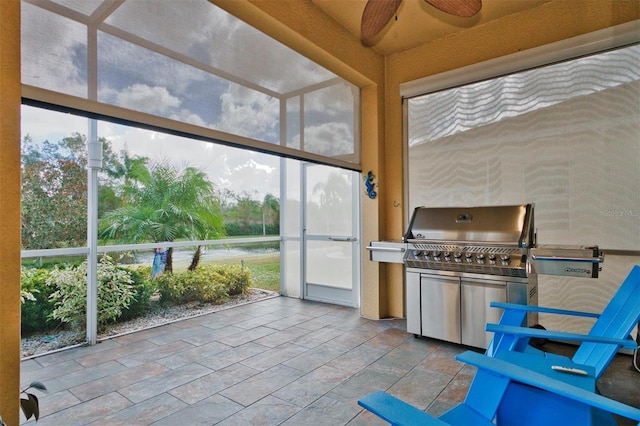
xmin=434 ymin=368 xmax=475 ymax=405
xmin=32 ymin=338 xmax=121 ymax=368
xmin=145 ymin=324 xmax=213 ymax=345
xmin=253 ymin=325 xmax=312 ymax=348
xmin=426 ymin=398 xmax=457 ymax=418
xmin=218 ymin=364 xmax=304 ymax=406
xmin=325 ymin=342 xmax=389 ymax=375
xmin=118 ymin=363 xmax=213 ymax=403
xmin=198 ymin=341 xmax=270 ymax=371
xmin=151 ymin=394 xmax=243 ymax=425
xmin=240 ymin=342 xmax=309 ymax=371
xmin=109 ymin=324 xmax=183 ymax=345
xmin=117 ymin=339 xmax=196 ymax=368
xmin=169 ymin=363 xmax=260 ymax=404
xmin=368 ymin=339 xmax=434 ymax=375
xmin=292 ymin=326 xmax=347 ymax=349
xmin=273 ymin=364 xmax=353 ymax=407
xmin=25 ymin=297 xmax=640 ymax=426
xmin=97 ymin=392 xmax=187 ymax=425
xmin=280 ymin=395 xmax=362 ymax=426
xmin=328 ymin=365 xmax=405 ymax=403
xmin=325 ymin=328 xmax=378 ymax=351
xmin=36 ymin=390 xmax=83 ymax=419
xmin=386 ymin=364 xmax=455 ymax=409
xmin=264 ymin=313 xmax=315 ymax=331
xmin=282 ymin=343 xmax=347 ymax=373
xmin=36 ymin=391 xmax=133 ymax=426
xmin=75 ymin=339 xmax=159 ymax=367
xmin=154 ymin=340 xmax=231 ymax=369
xmin=233 ymin=313 xmax=287 ymax=330
xmin=21 ymin=359 xmax=84 ymax=385
xmin=55 ymin=360 xmax=128 ymax=390
xmin=216 ymin=395 xmax=301 ymax=426
xmin=365 ymin=326 xmax=411 ymax=350
xmin=216 ymin=325 xmax=277 ymax=347
xmin=69 ymin=362 xmax=169 ymax=401
xmin=417 ymin=345 xmax=468 ymax=376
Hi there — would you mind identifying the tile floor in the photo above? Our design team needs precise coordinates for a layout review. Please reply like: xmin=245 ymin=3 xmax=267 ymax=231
xmin=20 ymin=295 xmax=640 ymax=425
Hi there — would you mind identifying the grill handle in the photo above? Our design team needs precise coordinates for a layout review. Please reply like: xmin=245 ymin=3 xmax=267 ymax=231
xmin=366 ymin=246 xmax=405 ymax=253
xmin=329 ymin=236 xmax=357 ymax=242
xmin=530 ymin=254 xmax=603 ymax=263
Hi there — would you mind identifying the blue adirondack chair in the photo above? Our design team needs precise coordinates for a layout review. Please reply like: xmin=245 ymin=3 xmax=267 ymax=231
xmin=485 ymin=264 xmax=640 ymax=379
xmin=485 ymin=264 xmax=640 ymax=425
xmin=358 ymin=350 xmax=640 ymax=426
xmin=359 ymin=265 xmax=640 ymax=426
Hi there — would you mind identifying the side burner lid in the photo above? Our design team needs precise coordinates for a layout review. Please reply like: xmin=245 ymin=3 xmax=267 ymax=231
xmin=403 ymin=204 xmax=535 ymax=248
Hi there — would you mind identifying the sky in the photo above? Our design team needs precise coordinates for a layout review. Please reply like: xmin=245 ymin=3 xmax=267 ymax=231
xmin=21 ymin=105 xmax=281 ymax=201
xmin=19 ymin=0 xmax=359 ymax=202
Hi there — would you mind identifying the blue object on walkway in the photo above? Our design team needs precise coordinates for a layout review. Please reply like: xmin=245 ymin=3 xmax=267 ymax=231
xmin=358 ymin=265 xmax=640 ymax=426
xmin=486 ymin=264 xmax=640 ymax=379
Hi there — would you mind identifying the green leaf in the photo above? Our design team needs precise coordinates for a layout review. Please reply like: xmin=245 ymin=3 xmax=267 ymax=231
xmin=29 ymin=381 xmax=48 ymax=392
xmin=22 ymin=393 xmax=41 ymax=421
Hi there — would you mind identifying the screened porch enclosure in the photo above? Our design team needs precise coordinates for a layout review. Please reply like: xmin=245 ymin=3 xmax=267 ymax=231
xmin=20 ymin=0 xmax=362 ymax=348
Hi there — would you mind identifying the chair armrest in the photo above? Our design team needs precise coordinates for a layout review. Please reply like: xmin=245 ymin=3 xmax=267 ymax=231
xmin=490 ymin=302 xmax=600 ymax=319
xmin=485 ymin=323 xmax=638 ymax=350
xmin=456 ymin=351 xmax=640 ymax=422
xmin=358 ymin=391 xmax=448 ymax=426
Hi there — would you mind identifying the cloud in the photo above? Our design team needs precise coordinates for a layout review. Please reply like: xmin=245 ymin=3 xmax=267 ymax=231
xmin=304 ymin=122 xmax=354 ymax=157
xmin=101 ymin=84 xmax=182 ymax=115
xmin=21 ymin=2 xmax=87 ymax=96
xmin=95 ymin=117 xmax=280 ymax=200
xmin=217 ymin=84 xmax=279 ymax=142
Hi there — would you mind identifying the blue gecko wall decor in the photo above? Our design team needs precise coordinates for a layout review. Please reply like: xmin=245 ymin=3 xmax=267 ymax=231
xmin=364 ymin=171 xmax=377 ymax=199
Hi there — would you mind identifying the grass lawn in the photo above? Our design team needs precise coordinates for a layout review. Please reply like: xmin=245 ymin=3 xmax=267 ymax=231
xmin=217 ymin=253 xmax=280 ymax=293
xmin=172 ymin=252 xmax=281 ymax=293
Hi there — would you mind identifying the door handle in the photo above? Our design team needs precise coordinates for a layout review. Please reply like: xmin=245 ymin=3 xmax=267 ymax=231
xmin=329 ymin=236 xmax=357 ymax=242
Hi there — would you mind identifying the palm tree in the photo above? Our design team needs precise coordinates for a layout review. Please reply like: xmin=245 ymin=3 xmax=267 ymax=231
xmin=99 ymin=161 xmax=225 ymax=273
xmin=262 ymin=193 xmax=280 ymax=235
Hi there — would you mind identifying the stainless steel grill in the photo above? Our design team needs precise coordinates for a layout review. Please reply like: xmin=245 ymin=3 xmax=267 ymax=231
xmin=367 ymin=203 xmax=604 ymax=349
xmin=402 ymin=204 xmax=535 ymax=278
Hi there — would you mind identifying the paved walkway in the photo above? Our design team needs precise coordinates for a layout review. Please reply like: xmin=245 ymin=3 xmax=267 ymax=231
xmin=20 ymin=296 xmax=639 ymax=425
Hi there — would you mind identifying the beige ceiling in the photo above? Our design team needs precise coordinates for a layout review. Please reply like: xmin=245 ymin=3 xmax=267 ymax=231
xmin=311 ymin=0 xmax=551 ymax=55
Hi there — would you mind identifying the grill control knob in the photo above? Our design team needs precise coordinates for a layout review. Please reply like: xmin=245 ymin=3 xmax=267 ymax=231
xmin=488 ymin=254 xmax=496 ymax=261
xmin=432 ymin=251 xmax=441 ymax=260
xmin=465 ymin=252 xmax=473 ymax=262
xmin=500 ymin=254 xmax=511 ymax=262
xmin=476 ymin=254 xmax=485 ymax=263
xmin=453 ymin=252 xmax=462 ymax=258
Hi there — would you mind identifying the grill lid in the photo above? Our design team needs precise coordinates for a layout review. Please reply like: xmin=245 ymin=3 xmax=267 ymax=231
xmin=403 ymin=204 xmax=535 ymax=248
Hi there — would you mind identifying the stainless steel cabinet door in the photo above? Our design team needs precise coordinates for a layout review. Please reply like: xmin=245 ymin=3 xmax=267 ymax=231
xmin=406 ymin=271 xmax=421 ymax=335
xmin=420 ymin=274 xmax=461 ymax=344
xmin=461 ymin=279 xmax=506 ymax=349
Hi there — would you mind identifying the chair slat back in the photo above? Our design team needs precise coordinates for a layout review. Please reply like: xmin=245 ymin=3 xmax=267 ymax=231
xmin=572 ymin=265 xmax=640 ymax=378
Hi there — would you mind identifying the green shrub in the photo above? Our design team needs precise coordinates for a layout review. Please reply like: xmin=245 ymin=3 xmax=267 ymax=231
xmin=118 ymin=266 xmax=155 ymax=321
xmin=156 ymin=264 xmax=252 ymax=305
xmin=21 ymin=267 xmax=59 ymax=333
xmin=48 ymin=255 xmax=136 ymax=327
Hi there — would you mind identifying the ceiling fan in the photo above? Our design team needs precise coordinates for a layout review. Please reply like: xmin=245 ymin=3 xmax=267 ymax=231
xmin=361 ymin=0 xmax=482 ymax=46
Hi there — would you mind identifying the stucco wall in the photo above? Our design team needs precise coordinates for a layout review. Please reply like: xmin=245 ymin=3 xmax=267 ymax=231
xmin=383 ymin=1 xmax=639 ymax=318
xmin=0 ymin=2 xmax=23 ymax=424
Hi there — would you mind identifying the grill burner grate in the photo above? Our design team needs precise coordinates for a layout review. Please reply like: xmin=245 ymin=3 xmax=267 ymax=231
xmin=410 ymin=244 xmax=522 ymax=255
xmin=403 ymin=204 xmax=534 ymax=278
xmin=404 ymin=259 xmax=527 ymax=278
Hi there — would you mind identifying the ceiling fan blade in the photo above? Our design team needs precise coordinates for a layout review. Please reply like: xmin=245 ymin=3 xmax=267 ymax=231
xmin=361 ymin=0 xmax=402 ymax=46
xmin=424 ymin=0 xmax=482 ymax=17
